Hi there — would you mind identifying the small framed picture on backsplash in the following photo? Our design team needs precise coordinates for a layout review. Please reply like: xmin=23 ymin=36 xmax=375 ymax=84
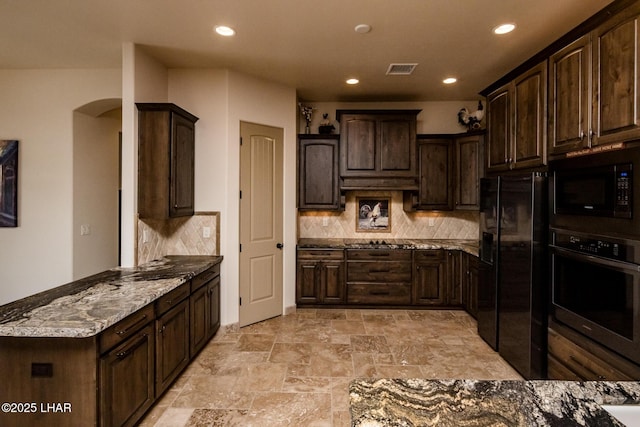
xmin=356 ymin=197 xmax=391 ymax=233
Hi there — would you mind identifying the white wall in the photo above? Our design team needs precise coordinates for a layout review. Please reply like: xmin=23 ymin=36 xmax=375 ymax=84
xmin=167 ymin=69 xmax=297 ymax=326
xmin=0 ymin=69 xmax=121 ymax=305
xmin=298 ymin=100 xmax=482 ymax=134
xmin=72 ymin=108 xmax=121 ymax=279
xmin=120 ymin=44 xmax=170 ymax=267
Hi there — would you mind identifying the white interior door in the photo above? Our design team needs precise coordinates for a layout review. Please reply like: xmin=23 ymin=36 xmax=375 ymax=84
xmin=239 ymin=122 xmax=284 ymax=327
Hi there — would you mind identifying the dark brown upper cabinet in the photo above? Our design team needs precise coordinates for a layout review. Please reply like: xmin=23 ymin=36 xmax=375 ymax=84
xmin=337 ymin=110 xmax=420 ymax=190
xmin=455 ymin=132 xmax=484 ymax=210
xmin=297 ymin=134 xmax=343 ymax=211
xmin=404 ymin=132 xmax=484 ymax=212
xmin=415 ymin=137 xmax=454 ymax=210
xmin=550 ymin=4 xmax=640 ymax=155
xmin=486 ymin=61 xmax=547 ymax=173
xmin=137 ymin=103 xmax=198 ymax=219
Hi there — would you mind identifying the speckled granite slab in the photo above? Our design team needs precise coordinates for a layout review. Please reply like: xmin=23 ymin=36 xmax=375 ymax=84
xmin=350 ymin=379 xmax=640 ymax=426
xmin=297 ymin=239 xmax=480 ymax=256
xmin=0 ymin=256 xmax=222 ymax=338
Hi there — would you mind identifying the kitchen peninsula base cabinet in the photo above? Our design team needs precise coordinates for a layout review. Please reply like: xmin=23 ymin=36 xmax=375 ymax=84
xmin=0 ymin=260 xmax=221 ymax=427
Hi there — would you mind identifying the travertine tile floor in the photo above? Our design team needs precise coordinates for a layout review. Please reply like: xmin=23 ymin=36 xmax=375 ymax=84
xmin=139 ymin=309 xmax=522 ymax=427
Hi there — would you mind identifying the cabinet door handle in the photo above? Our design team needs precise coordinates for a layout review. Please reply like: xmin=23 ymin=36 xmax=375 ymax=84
xmin=276 ymin=243 xmax=284 ymax=249
xmin=116 ymin=333 xmax=149 ymax=359
xmin=115 ymin=314 xmax=148 ymax=336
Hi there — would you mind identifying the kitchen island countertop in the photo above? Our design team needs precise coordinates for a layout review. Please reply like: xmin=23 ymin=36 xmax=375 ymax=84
xmin=350 ymin=378 xmax=640 ymax=426
xmin=0 ymin=255 xmax=222 ymax=339
xmin=297 ymin=238 xmax=479 ymax=256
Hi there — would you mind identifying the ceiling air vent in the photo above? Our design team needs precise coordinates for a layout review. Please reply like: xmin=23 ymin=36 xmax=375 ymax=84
xmin=386 ymin=63 xmax=418 ymax=75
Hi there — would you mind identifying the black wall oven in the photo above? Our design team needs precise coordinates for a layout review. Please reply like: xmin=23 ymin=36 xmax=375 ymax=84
xmin=550 ymin=228 xmax=640 ymax=365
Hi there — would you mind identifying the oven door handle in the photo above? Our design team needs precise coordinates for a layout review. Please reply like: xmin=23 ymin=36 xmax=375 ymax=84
xmin=550 ymin=245 xmax=640 ymax=272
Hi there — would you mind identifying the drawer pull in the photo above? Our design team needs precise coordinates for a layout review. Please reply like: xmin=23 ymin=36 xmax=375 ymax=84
xmin=368 ymin=253 xmax=390 ymax=257
xmin=370 ymin=269 xmax=391 ymax=273
xmin=116 ymin=333 xmax=149 ymax=359
xmin=370 ymin=291 xmax=390 ymax=296
xmin=115 ymin=314 xmax=148 ymax=336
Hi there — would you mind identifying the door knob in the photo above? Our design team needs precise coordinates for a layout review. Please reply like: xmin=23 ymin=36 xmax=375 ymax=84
xmin=276 ymin=243 xmax=284 ymax=249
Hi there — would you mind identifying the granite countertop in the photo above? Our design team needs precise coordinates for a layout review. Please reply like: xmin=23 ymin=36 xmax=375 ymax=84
xmin=0 ymin=255 xmax=222 ymax=339
xmin=350 ymin=378 xmax=640 ymax=426
xmin=297 ymin=238 xmax=479 ymax=256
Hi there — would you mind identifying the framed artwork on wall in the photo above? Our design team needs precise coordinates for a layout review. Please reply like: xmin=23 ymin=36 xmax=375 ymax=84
xmin=0 ymin=140 xmax=18 ymax=227
xmin=356 ymin=197 xmax=390 ymax=232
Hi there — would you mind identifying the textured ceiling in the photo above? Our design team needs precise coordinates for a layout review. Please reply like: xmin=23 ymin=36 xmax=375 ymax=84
xmin=0 ymin=0 xmax=613 ymax=101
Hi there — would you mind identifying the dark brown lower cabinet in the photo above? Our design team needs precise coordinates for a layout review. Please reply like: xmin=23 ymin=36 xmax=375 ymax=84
xmin=463 ymin=253 xmax=479 ymax=318
xmin=413 ymin=250 xmax=447 ymax=305
xmin=446 ymin=250 xmax=462 ymax=306
xmin=190 ymin=284 xmax=209 ymax=355
xmin=547 ymin=323 xmax=640 ymax=380
xmin=207 ymin=276 xmax=221 ymax=339
xmin=296 ymin=249 xmax=345 ymax=304
xmin=156 ymin=298 xmax=190 ymax=397
xmin=347 ymin=249 xmax=412 ymax=305
xmin=100 ymin=323 xmax=155 ymax=427
xmin=296 ymin=248 xmax=474 ymax=309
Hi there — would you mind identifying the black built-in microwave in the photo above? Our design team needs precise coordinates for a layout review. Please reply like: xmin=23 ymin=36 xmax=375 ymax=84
xmin=550 ymin=146 xmax=639 ymax=238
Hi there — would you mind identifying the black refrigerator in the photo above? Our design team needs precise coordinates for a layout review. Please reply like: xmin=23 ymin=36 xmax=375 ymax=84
xmin=478 ymin=172 xmax=548 ymax=379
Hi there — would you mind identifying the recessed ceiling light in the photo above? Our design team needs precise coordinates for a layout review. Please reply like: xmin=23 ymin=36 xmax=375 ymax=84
xmin=493 ymin=23 xmax=515 ymax=35
xmin=443 ymin=77 xmax=457 ymax=84
xmin=354 ymin=24 xmax=372 ymax=34
xmin=215 ymin=25 xmax=236 ymax=37
xmin=346 ymin=78 xmax=360 ymax=85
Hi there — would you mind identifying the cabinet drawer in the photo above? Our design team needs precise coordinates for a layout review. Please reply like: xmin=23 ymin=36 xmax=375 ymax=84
xmin=347 ymin=261 xmax=411 ymax=282
xmin=347 ymin=249 xmax=412 ymax=261
xmin=347 ymin=283 xmax=411 ymax=305
xmin=191 ymin=264 xmax=220 ymax=292
xmin=298 ymin=249 xmax=345 ymax=260
xmin=414 ymin=249 xmax=446 ymax=262
xmin=155 ymin=282 xmax=190 ymax=316
xmin=548 ymin=328 xmax=634 ymax=381
xmin=99 ymin=304 xmax=154 ymax=354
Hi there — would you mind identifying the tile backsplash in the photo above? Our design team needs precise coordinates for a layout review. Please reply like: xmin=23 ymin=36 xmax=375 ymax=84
xmin=298 ymin=191 xmax=479 ymax=240
xmin=137 ymin=212 xmax=220 ymax=265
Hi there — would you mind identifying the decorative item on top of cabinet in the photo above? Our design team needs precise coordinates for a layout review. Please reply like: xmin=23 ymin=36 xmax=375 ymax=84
xmin=485 ymin=61 xmax=547 ymax=173
xmin=297 ymin=134 xmax=344 ymax=211
xmin=549 ymin=3 xmax=640 ymax=155
xmin=337 ymin=110 xmax=420 ymax=190
xmin=137 ymin=103 xmax=198 ymax=219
